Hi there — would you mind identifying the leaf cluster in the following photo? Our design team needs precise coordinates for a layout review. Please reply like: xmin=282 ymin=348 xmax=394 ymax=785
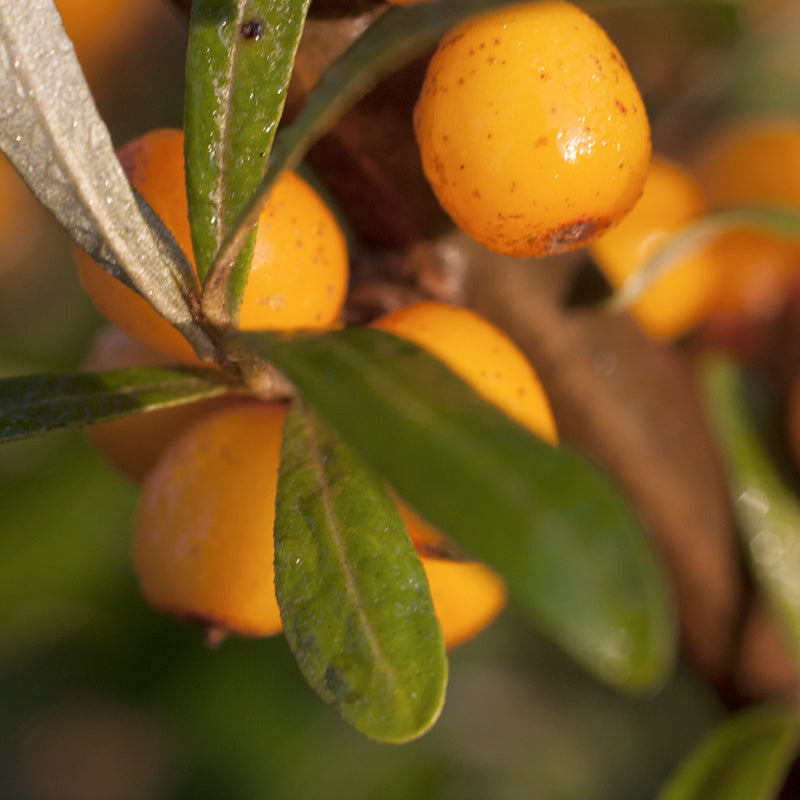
xmin=0 ymin=0 xmax=799 ymax=791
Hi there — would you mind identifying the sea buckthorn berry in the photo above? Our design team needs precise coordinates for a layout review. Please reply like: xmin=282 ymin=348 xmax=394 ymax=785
xmin=81 ymin=326 xmax=236 ymax=483
xmin=56 ymin=0 xmax=151 ymax=90
xmin=413 ymin=1 xmax=651 ymax=257
xmin=74 ymin=129 xmax=349 ymax=363
xmin=134 ymin=399 xmax=504 ymax=647
xmin=134 ymin=401 xmax=288 ymax=638
xmin=371 ymin=301 xmax=558 ymax=443
xmin=588 ymin=156 xmax=721 ymax=339
xmin=397 ymin=499 xmax=506 ymax=649
xmin=694 ymin=117 xmax=800 ymax=210
xmin=704 ymin=232 xmax=799 ymax=322
xmin=693 ymin=118 xmax=800 ymax=321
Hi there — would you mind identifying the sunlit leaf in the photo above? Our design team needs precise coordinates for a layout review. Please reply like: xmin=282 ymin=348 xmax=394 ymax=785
xmin=0 ymin=0 xmax=215 ymax=360
xmin=0 ymin=368 xmax=236 ymax=443
xmin=657 ymin=705 xmax=800 ymax=800
xmin=274 ymin=399 xmax=447 ymax=743
xmin=701 ymin=358 xmax=800 ymax=666
xmin=242 ymin=327 xmax=675 ymax=691
xmin=207 ymin=0 xmax=526 ymax=286
xmin=186 ymin=0 xmax=311 ymax=325
xmin=211 ymin=0 xmax=740 ymax=278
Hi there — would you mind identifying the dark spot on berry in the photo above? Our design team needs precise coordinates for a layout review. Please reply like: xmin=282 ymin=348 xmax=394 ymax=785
xmin=532 ymin=217 xmax=608 ymax=256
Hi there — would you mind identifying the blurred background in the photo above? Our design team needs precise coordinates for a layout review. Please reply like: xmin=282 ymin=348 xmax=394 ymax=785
xmin=2 ymin=0 xmax=800 ymax=797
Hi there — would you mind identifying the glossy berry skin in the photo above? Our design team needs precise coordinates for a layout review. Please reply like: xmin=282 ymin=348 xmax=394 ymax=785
xmin=589 ymin=156 xmax=720 ymax=339
xmin=81 ymin=326 xmax=236 ymax=483
xmin=396 ymin=499 xmax=506 ymax=649
xmin=371 ymin=301 xmax=557 ymax=443
xmin=134 ymin=400 xmax=507 ymax=647
xmin=134 ymin=401 xmax=287 ymax=638
xmin=74 ymin=129 xmax=349 ymax=363
xmin=414 ymin=1 xmax=651 ymax=257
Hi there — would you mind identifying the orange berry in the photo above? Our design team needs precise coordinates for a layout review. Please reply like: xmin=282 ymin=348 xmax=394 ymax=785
xmin=397 ymin=499 xmax=506 ymax=649
xmin=76 ymin=131 xmax=200 ymax=363
xmin=694 ymin=117 xmax=800 ymax=210
xmin=81 ymin=326 xmax=236 ymax=483
xmin=134 ymin=401 xmax=287 ymax=638
xmin=588 ymin=156 xmax=720 ymax=339
xmin=133 ymin=399 xmax=504 ymax=647
xmin=692 ymin=117 xmax=800 ymax=321
xmin=414 ymin=1 xmax=651 ymax=257
xmin=705 ymin=231 xmax=800 ymax=321
xmin=74 ymin=129 xmax=349 ymax=362
xmin=56 ymin=0 xmax=152 ymax=90
xmin=372 ymin=301 xmax=557 ymax=443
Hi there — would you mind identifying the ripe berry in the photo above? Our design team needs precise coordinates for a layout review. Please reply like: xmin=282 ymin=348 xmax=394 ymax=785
xmin=134 ymin=400 xmax=507 ymax=647
xmin=693 ymin=118 xmax=800 ymax=321
xmin=371 ymin=301 xmax=557 ymax=443
xmin=397 ymin=499 xmax=506 ymax=648
xmin=588 ymin=156 xmax=720 ymax=339
xmin=414 ymin=1 xmax=651 ymax=257
xmin=134 ymin=401 xmax=287 ymax=638
xmin=81 ymin=326 xmax=236 ymax=482
xmin=74 ymin=129 xmax=349 ymax=363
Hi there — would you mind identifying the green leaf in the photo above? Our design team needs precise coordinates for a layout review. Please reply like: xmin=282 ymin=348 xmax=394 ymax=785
xmin=274 ymin=399 xmax=447 ymax=743
xmin=206 ymin=0 xmax=526 ymax=290
xmin=607 ymin=206 xmax=800 ymax=313
xmin=0 ymin=0 xmax=216 ymax=361
xmin=0 ymin=368 xmax=236 ymax=443
xmin=657 ymin=705 xmax=800 ymax=800
xmin=242 ymin=327 xmax=675 ymax=692
xmin=701 ymin=358 xmax=800 ymax=666
xmin=185 ymin=0 xmax=311 ymax=323
xmin=209 ymin=0 xmax=741 ymax=279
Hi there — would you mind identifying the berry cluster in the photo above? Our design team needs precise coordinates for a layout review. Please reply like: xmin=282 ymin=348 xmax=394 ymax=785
xmin=73 ymin=0 xmax=800 ymax=679
xmin=77 ymin=126 xmax=561 ymax=649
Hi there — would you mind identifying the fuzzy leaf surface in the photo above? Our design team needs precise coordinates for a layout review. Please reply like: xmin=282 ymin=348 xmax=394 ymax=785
xmin=186 ymin=0 xmax=311 ymax=323
xmin=0 ymin=368 xmax=235 ymax=442
xmin=658 ymin=706 xmax=800 ymax=800
xmin=0 ymin=0 xmax=214 ymax=360
xmin=702 ymin=359 xmax=800 ymax=666
xmin=243 ymin=328 xmax=675 ymax=691
xmin=274 ymin=400 xmax=447 ymax=743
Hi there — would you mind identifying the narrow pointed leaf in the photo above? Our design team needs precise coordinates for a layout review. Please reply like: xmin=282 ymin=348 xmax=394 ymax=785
xmin=657 ymin=706 xmax=800 ymax=800
xmin=274 ymin=399 xmax=447 ymax=743
xmin=0 ymin=0 xmax=215 ymax=360
xmin=211 ymin=0 xmax=742 ymax=304
xmin=0 ymin=368 xmax=236 ymax=443
xmin=243 ymin=328 xmax=675 ymax=691
xmin=208 ymin=0 xmax=525 ymax=286
xmin=186 ymin=0 xmax=311 ymax=324
xmin=701 ymin=358 xmax=800 ymax=665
